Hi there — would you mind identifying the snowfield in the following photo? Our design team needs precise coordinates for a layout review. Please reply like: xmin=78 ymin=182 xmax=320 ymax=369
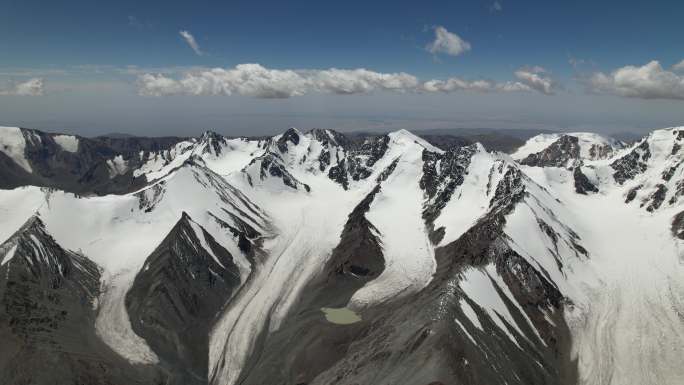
xmin=518 ymin=127 xmax=684 ymax=385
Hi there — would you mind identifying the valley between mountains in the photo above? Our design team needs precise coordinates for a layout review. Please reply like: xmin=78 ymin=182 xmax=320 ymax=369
xmin=0 ymin=125 xmax=683 ymax=385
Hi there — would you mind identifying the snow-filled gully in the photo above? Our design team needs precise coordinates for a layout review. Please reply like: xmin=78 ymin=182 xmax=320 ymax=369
xmin=208 ymin=186 xmax=358 ymax=385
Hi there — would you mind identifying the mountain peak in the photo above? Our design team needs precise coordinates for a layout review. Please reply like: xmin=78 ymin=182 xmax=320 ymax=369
xmin=388 ymin=129 xmax=443 ymax=153
xmin=513 ymin=131 xmax=625 ymax=166
xmin=199 ymin=130 xmax=224 ymax=140
xmin=307 ymin=128 xmax=348 ymax=147
xmin=275 ymin=128 xmax=302 ymax=153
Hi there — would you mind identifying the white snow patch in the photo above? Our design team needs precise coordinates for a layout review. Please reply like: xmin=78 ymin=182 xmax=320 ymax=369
xmin=201 ymin=138 xmax=265 ymax=176
xmin=188 ymin=217 xmax=225 ymax=269
xmin=53 ymin=134 xmax=79 ymax=153
xmin=459 ymin=265 xmax=525 ymax=347
xmin=106 ymin=155 xmax=129 ymax=178
xmin=1 ymin=244 xmax=17 ymax=266
xmin=0 ymin=126 xmax=32 ymax=172
xmin=0 ymin=187 xmax=47 ymax=243
xmin=460 ymin=299 xmax=482 ymax=329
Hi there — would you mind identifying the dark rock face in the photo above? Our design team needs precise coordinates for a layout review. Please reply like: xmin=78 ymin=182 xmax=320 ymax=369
xmin=420 ymin=145 xmax=478 ymax=243
xmin=327 ymin=159 xmax=350 ymax=189
xmin=520 ymin=135 xmax=580 ymax=168
xmin=360 ymin=135 xmax=391 ymax=167
xmin=0 ymin=217 xmax=164 ymax=385
xmin=0 ymin=127 xmax=186 ymax=195
xmin=126 ymin=213 xmax=241 ymax=385
xmin=672 ymin=129 xmax=684 ymax=156
xmin=246 ymin=152 xmax=311 ymax=192
xmin=675 ymin=129 xmax=684 ymax=141
xmin=573 ymin=166 xmax=598 ymax=194
xmin=662 ymin=161 xmax=683 ymax=182
xmin=671 ymin=211 xmax=684 ymax=240
xmin=136 ymin=180 xmax=167 ymax=212
xmin=326 ymin=185 xmax=385 ymax=279
xmin=376 ymin=157 xmax=399 ymax=183
xmin=612 ymin=140 xmax=651 ymax=184
xmin=325 ymin=135 xmax=391 ymax=189
xmin=318 ymin=149 xmax=331 ymax=171
xmin=308 ymin=128 xmax=351 ymax=149
xmin=588 ymin=143 xmax=618 ymax=160
xmin=643 ymin=184 xmax=668 ymax=212
xmin=625 ymin=184 xmax=642 ymax=203
xmin=199 ymin=131 xmax=229 ymax=156
xmin=490 ymin=167 xmax=527 ymax=210
xmin=670 ymin=180 xmax=684 ymax=205
xmin=94 ymin=135 xmax=188 ymax=155
xmin=276 ymin=128 xmax=301 ymax=153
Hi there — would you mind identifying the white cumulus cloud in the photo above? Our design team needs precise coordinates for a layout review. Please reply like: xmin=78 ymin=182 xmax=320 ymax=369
xmin=673 ymin=59 xmax=684 ymax=72
xmin=0 ymin=78 xmax=44 ymax=96
xmin=421 ymin=78 xmax=530 ymax=93
xmin=179 ymin=30 xmax=203 ymax=56
xmin=136 ymin=63 xmax=556 ymax=98
xmin=514 ymin=66 xmax=556 ymax=95
xmin=589 ymin=60 xmax=684 ymax=100
xmin=426 ymin=26 xmax=471 ymax=57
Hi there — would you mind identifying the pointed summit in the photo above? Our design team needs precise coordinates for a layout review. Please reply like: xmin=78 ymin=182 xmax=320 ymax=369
xmin=0 ymin=215 xmax=96 ymax=279
xmin=388 ymin=129 xmax=444 ymax=153
xmin=126 ymin=212 xmax=242 ymax=382
xmin=198 ymin=130 xmax=228 ymax=156
xmin=276 ymin=127 xmax=302 ymax=153
xmin=307 ymin=128 xmax=349 ymax=148
xmin=513 ymin=132 xmax=625 ymax=166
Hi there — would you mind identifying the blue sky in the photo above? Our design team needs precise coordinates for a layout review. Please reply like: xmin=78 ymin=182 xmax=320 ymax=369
xmin=1 ymin=0 xmax=683 ymax=136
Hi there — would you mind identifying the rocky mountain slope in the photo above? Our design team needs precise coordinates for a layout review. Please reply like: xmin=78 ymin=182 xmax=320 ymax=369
xmin=0 ymin=125 xmax=682 ymax=385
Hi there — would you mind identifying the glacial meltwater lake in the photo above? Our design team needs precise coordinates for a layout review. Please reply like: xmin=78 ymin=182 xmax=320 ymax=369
xmin=320 ymin=307 xmax=362 ymax=325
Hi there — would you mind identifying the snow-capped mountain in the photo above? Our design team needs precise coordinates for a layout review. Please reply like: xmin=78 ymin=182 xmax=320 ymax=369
xmin=1 ymin=125 xmax=683 ymax=385
xmin=511 ymin=132 xmax=625 ymax=167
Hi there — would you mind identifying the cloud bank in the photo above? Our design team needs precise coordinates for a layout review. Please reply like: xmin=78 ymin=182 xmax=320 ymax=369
xmin=137 ymin=63 xmax=555 ymax=98
xmin=422 ymin=78 xmax=529 ymax=93
xmin=589 ymin=60 xmax=684 ymax=100
xmin=0 ymin=78 xmax=44 ymax=96
xmin=179 ymin=30 xmax=203 ymax=56
xmin=426 ymin=26 xmax=471 ymax=57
